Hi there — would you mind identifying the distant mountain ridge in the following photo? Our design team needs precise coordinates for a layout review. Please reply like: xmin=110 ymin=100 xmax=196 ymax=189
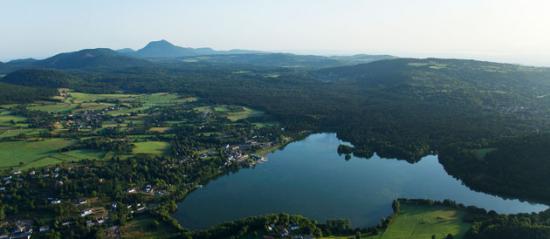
xmin=8 ymin=58 xmax=38 ymax=64
xmin=40 ymin=48 xmax=152 ymax=69
xmin=120 ymin=39 xmax=262 ymax=58
xmin=0 ymin=40 xmax=396 ymax=73
xmin=0 ymin=48 xmax=151 ymax=71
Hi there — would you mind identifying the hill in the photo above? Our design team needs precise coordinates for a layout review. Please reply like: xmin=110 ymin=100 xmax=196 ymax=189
xmin=128 ymin=40 xmax=263 ymax=58
xmin=0 ymin=48 xmax=151 ymax=73
xmin=327 ymin=54 xmax=396 ymax=65
xmin=180 ymin=53 xmax=341 ymax=68
xmin=179 ymin=53 xmax=395 ymax=68
xmin=2 ymin=69 xmax=79 ymax=88
xmin=36 ymin=48 xmax=152 ymax=69
xmin=7 ymin=58 xmax=39 ymax=64
xmin=134 ymin=40 xmax=207 ymax=58
xmin=0 ymin=82 xmax=57 ymax=103
xmin=116 ymin=48 xmax=136 ymax=55
xmin=0 ymin=59 xmax=37 ymax=74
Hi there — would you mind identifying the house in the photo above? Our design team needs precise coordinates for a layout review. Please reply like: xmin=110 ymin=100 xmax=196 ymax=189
xmin=144 ymin=184 xmax=153 ymax=193
xmin=39 ymin=226 xmax=50 ymax=233
xmin=136 ymin=205 xmax=146 ymax=213
xmin=13 ymin=223 xmax=32 ymax=234
xmin=77 ymin=198 xmax=88 ymax=205
xmin=10 ymin=232 xmax=31 ymax=239
xmin=81 ymin=209 xmax=93 ymax=217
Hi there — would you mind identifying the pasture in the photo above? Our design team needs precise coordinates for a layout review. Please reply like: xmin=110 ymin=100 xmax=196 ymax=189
xmin=0 ymin=139 xmax=74 ymax=168
xmin=368 ymin=203 xmax=470 ymax=239
xmin=133 ymin=141 xmax=170 ymax=156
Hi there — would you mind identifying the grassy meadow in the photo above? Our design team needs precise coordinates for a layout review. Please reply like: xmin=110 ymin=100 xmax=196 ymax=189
xmin=368 ymin=203 xmax=470 ymax=239
xmin=133 ymin=141 xmax=170 ymax=156
xmin=195 ymin=105 xmax=264 ymax=122
xmin=0 ymin=138 xmax=74 ymax=168
xmin=119 ymin=216 xmax=181 ymax=239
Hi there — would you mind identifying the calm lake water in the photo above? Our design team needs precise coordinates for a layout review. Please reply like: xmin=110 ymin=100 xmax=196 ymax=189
xmin=175 ymin=133 xmax=548 ymax=229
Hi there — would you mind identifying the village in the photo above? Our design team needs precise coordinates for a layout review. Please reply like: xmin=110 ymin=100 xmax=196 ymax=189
xmin=0 ymin=90 xmax=295 ymax=238
xmin=0 ymin=135 xmax=281 ymax=238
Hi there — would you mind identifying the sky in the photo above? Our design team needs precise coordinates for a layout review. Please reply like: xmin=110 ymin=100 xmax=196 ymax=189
xmin=1 ymin=0 xmax=550 ymax=66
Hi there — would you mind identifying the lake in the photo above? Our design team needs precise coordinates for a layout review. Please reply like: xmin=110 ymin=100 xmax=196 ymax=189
xmin=175 ymin=133 xmax=548 ymax=229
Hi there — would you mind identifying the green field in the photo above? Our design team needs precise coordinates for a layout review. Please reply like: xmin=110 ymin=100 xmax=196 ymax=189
xmin=0 ymin=139 xmax=74 ymax=168
xmin=140 ymin=93 xmax=181 ymax=105
xmin=106 ymin=93 xmax=193 ymax=116
xmin=68 ymin=92 xmax=137 ymax=103
xmin=149 ymin=127 xmax=170 ymax=133
xmin=227 ymin=107 xmax=264 ymax=121
xmin=368 ymin=203 xmax=470 ymax=239
xmin=0 ymin=114 xmax=26 ymax=126
xmin=133 ymin=141 xmax=170 ymax=156
xmin=27 ymin=91 xmax=193 ymax=117
xmin=54 ymin=149 xmax=106 ymax=161
xmin=195 ymin=105 xmax=264 ymax=121
xmin=74 ymin=102 xmax=114 ymax=112
xmin=0 ymin=128 xmax=42 ymax=139
xmin=28 ymin=102 xmax=79 ymax=113
xmin=120 ymin=216 xmax=180 ymax=239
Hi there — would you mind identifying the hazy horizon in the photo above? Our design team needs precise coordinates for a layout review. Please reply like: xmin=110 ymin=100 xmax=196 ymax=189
xmin=2 ymin=0 xmax=550 ymax=66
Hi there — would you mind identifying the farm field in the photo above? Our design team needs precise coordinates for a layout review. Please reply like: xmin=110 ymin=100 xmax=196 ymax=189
xmin=0 ymin=138 xmax=74 ymax=168
xmin=133 ymin=141 xmax=170 ymax=156
xmin=119 ymin=216 xmax=181 ymax=239
xmin=367 ymin=203 xmax=470 ymax=239
xmin=0 ymin=128 xmax=42 ymax=139
xmin=195 ymin=105 xmax=264 ymax=122
xmin=319 ymin=202 xmax=470 ymax=239
xmin=28 ymin=102 xmax=79 ymax=113
xmin=0 ymin=114 xmax=26 ymax=126
xmin=0 ymin=91 xmax=182 ymax=170
xmin=0 ymin=90 xmax=269 ymax=171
